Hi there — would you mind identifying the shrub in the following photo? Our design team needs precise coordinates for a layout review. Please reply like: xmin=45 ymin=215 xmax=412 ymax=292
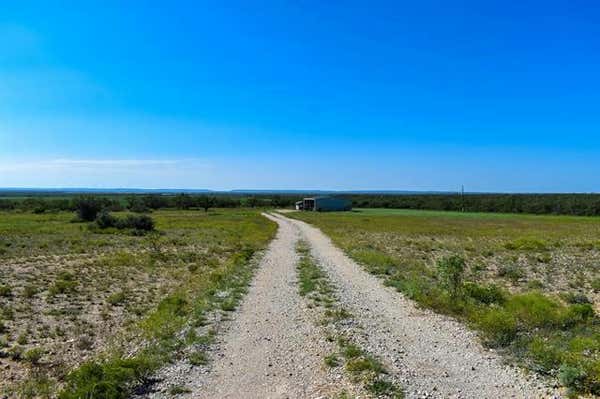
xmin=476 ymin=308 xmax=517 ymax=346
xmin=529 ymin=337 xmax=561 ymax=372
xmin=95 ymin=210 xmax=117 ymax=229
xmin=562 ymin=292 xmax=592 ymax=305
xmin=562 ymin=304 xmax=595 ymax=327
xmin=59 ymin=357 xmax=156 ymax=399
xmin=464 ymin=282 xmax=506 ymax=305
xmin=505 ymin=292 xmax=562 ymax=329
xmin=436 ymin=255 xmax=465 ymax=296
xmin=73 ymin=197 xmax=103 ymax=222
xmin=559 ymin=364 xmax=587 ymax=394
xmin=497 ymin=264 xmax=524 ymax=282
xmin=116 ymin=215 xmax=155 ymax=231
xmin=95 ymin=213 xmax=155 ymax=232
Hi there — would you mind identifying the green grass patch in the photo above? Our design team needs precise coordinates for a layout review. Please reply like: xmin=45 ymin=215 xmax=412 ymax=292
xmin=288 ymin=210 xmax=600 ymax=396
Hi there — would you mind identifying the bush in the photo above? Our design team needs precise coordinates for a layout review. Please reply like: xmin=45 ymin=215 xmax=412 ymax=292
xmin=59 ymin=357 xmax=156 ymax=399
xmin=95 ymin=212 xmax=155 ymax=232
xmin=436 ymin=255 xmax=465 ymax=296
xmin=476 ymin=308 xmax=518 ymax=346
xmin=559 ymin=364 xmax=587 ymax=394
xmin=562 ymin=304 xmax=595 ymax=327
xmin=96 ymin=211 xmax=117 ymax=229
xmin=121 ymin=215 xmax=154 ymax=231
xmin=73 ymin=197 xmax=103 ymax=222
xmin=497 ymin=264 xmax=524 ymax=282
xmin=505 ymin=292 xmax=562 ymax=329
xmin=464 ymin=283 xmax=506 ymax=305
xmin=562 ymin=292 xmax=592 ymax=305
xmin=529 ymin=337 xmax=561 ymax=372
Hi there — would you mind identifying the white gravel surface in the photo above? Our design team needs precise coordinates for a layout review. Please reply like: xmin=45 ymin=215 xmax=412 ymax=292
xmin=140 ymin=213 xmax=356 ymax=398
xmin=273 ymin=212 xmax=562 ymax=399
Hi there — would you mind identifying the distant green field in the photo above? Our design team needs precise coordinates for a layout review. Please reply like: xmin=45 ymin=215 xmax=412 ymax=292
xmin=288 ymin=208 xmax=600 ymax=395
xmin=351 ymin=207 xmax=600 ymax=220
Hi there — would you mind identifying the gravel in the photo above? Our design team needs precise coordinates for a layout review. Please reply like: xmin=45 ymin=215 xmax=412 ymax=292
xmin=275 ymin=212 xmax=563 ymax=399
xmin=140 ymin=213 xmax=356 ymax=398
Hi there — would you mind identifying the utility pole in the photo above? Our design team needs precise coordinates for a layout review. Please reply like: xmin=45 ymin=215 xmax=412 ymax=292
xmin=461 ymin=185 xmax=465 ymax=212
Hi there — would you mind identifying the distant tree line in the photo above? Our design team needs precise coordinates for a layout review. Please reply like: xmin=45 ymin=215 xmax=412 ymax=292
xmin=0 ymin=194 xmax=300 ymax=213
xmin=3 ymin=193 xmax=600 ymax=216
xmin=345 ymin=194 xmax=600 ymax=216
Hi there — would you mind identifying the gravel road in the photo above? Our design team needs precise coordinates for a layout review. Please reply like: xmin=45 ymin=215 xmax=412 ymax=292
xmin=272 ymin=212 xmax=561 ymax=399
xmin=143 ymin=212 xmax=561 ymax=399
xmin=145 ymin=213 xmax=357 ymax=398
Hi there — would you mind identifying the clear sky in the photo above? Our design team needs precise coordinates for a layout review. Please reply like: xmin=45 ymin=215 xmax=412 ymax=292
xmin=1 ymin=1 xmax=599 ymax=192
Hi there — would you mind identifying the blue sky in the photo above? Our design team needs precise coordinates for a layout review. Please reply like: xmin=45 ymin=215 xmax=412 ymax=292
xmin=1 ymin=1 xmax=599 ymax=192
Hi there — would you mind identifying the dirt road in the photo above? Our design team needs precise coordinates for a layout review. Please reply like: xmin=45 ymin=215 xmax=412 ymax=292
xmin=272 ymin=212 xmax=559 ymax=399
xmin=146 ymin=212 xmax=559 ymax=398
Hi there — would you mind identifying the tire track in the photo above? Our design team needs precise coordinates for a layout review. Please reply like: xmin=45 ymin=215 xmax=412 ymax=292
xmin=273 ymin=212 xmax=560 ymax=399
xmin=151 ymin=213 xmax=355 ymax=398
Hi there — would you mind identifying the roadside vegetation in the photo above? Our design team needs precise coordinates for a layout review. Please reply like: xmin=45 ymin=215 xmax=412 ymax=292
xmin=296 ymin=241 xmax=404 ymax=398
xmin=290 ymin=209 xmax=600 ymax=397
xmin=0 ymin=208 xmax=276 ymax=397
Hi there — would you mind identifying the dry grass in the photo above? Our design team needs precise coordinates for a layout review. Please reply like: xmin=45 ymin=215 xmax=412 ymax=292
xmin=0 ymin=209 xmax=276 ymax=397
xmin=290 ymin=209 xmax=600 ymax=308
xmin=289 ymin=209 xmax=600 ymax=396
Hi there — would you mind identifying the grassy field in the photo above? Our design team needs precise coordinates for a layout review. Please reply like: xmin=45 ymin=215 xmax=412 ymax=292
xmin=0 ymin=209 xmax=276 ymax=397
xmin=288 ymin=209 xmax=600 ymax=396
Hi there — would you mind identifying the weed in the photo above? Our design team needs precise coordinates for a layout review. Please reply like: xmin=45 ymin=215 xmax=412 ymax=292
xmin=346 ymin=356 xmax=384 ymax=374
xmin=591 ymin=278 xmax=600 ymax=293
xmin=17 ymin=333 xmax=28 ymax=345
xmin=464 ymin=282 xmax=506 ymax=305
xmin=188 ymin=351 xmax=208 ymax=366
xmin=168 ymin=384 xmax=192 ymax=395
xmin=324 ymin=354 xmax=339 ymax=367
xmin=107 ymin=290 xmax=127 ymax=306
xmin=23 ymin=284 xmax=39 ymax=298
xmin=505 ymin=238 xmax=549 ymax=251
xmin=436 ymin=255 xmax=466 ymax=297
xmin=497 ymin=264 xmax=524 ymax=282
xmin=0 ymin=284 xmax=12 ymax=297
xmin=476 ymin=308 xmax=517 ymax=346
xmin=23 ymin=348 xmax=45 ymax=365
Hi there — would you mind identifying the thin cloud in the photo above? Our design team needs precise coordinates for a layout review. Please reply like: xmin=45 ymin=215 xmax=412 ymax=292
xmin=0 ymin=158 xmax=208 ymax=172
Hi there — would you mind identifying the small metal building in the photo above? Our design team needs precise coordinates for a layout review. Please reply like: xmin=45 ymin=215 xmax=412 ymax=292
xmin=302 ymin=196 xmax=352 ymax=212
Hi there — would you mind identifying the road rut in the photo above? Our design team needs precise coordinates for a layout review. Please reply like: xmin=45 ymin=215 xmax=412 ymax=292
xmin=188 ymin=213 xmax=351 ymax=398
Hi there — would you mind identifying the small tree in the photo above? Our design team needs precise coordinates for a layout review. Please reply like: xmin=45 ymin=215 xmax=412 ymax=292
xmin=73 ymin=196 xmax=103 ymax=221
xmin=437 ymin=255 xmax=466 ymax=297
xmin=174 ymin=193 xmax=193 ymax=210
xmin=198 ymin=196 xmax=215 ymax=213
